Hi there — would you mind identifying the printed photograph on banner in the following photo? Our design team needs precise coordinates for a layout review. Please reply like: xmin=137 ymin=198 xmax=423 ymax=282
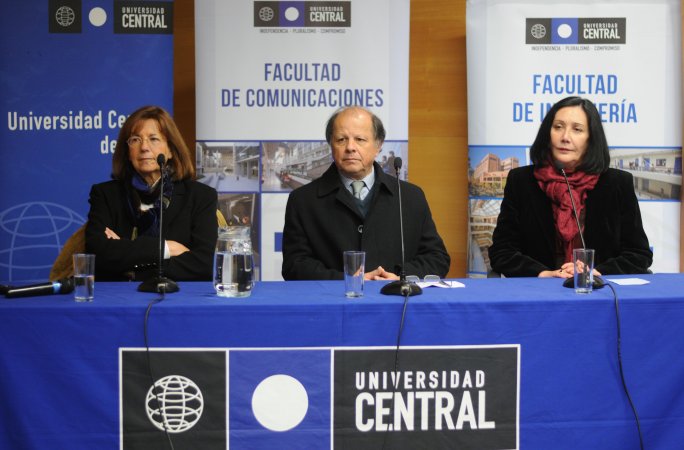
xmin=609 ymin=148 xmax=682 ymax=200
xmin=262 ymin=141 xmax=331 ymax=192
xmin=260 ymin=193 xmax=287 ymax=281
xmin=196 ymin=142 xmax=261 ymax=193
xmin=262 ymin=141 xmax=410 ymax=193
xmin=218 ymin=193 xmax=261 ymax=281
xmin=120 ymin=349 xmax=227 ymax=449
xmin=379 ymin=142 xmax=409 ymax=180
xmin=467 ymin=199 xmax=502 ymax=277
xmin=469 ymin=147 xmax=529 ymax=198
xmin=639 ymin=201 xmax=680 ymax=273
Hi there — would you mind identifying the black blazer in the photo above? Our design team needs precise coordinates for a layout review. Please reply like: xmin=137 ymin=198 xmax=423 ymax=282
xmin=282 ymin=162 xmax=450 ymax=280
xmin=489 ymin=166 xmax=652 ymax=277
xmin=85 ymin=179 xmax=218 ymax=281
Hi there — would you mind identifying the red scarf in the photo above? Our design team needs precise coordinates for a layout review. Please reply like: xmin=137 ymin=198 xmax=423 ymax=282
xmin=533 ymin=165 xmax=599 ymax=262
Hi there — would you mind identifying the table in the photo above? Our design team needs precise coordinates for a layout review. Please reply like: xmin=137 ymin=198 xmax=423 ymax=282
xmin=1 ymin=274 xmax=683 ymax=449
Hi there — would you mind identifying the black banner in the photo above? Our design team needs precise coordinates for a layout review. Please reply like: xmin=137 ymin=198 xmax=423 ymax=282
xmin=333 ymin=347 xmax=519 ymax=449
xmin=121 ymin=350 xmax=226 ymax=450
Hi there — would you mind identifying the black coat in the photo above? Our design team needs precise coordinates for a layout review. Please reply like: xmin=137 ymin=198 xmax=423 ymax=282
xmin=85 ymin=179 xmax=218 ymax=281
xmin=282 ymin=162 xmax=450 ymax=280
xmin=489 ymin=166 xmax=652 ymax=277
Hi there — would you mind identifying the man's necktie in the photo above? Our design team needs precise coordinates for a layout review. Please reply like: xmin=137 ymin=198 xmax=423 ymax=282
xmin=351 ymin=180 xmax=365 ymax=200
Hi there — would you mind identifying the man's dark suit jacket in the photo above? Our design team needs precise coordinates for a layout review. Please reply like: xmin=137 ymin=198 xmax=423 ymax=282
xmin=85 ymin=179 xmax=218 ymax=281
xmin=489 ymin=165 xmax=652 ymax=277
xmin=282 ymin=162 xmax=450 ymax=280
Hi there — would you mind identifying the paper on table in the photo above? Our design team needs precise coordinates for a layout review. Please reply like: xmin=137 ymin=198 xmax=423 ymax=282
xmin=605 ymin=278 xmax=650 ymax=286
xmin=416 ymin=280 xmax=465 ymax=289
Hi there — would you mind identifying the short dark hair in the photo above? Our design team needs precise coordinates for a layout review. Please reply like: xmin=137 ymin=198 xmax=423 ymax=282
xmin=112 ymin=105 xmax=195 ymax=181
xmin=529 ymin=96 xmax=610 ymax=174
xmin=325 ymin=106 xmax=386 ymax=146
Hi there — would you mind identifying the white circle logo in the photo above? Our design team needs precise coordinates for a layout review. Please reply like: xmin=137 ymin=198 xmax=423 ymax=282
xmin=252 ymin=374 xmax=308 ymax=431
xmin=284 ymin=7 xmax=300 ymax=22
xmin=89 ymin=7 xmax=107 ymax=27
xmin=146 ymin=375 xmax=204 ymax=433
xmin=557 ymin=24 xmax=573 ymax=39
xmin=55 ymin=6 xmax=75 ymax=27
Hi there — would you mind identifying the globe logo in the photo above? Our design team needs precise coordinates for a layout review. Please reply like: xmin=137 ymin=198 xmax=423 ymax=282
xmin=55 ymin=6 xmax=76 ymax=27
xmin=531 ymin=23 xmax=546 ymax=39
xmin=0 ymin=202 xmax=85 ymax=282
xmin=259 ymin=7 xmax=275 ymax=22
xmin=146 ymin=375 xmax=204 ymax=433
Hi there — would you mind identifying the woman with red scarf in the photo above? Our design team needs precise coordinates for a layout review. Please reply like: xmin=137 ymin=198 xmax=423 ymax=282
xmin=489 ymin=96 xmax=652 ymax=278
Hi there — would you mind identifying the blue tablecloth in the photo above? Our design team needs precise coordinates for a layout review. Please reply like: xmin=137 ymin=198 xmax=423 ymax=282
xmin=1 ymin=274 xmax=683 ymax=449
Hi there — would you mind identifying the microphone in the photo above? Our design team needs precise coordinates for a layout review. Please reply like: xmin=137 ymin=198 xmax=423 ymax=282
xmin=138 ymin=154 xmax=179 ymax=293
xmin=381 ymin=157 xmax=422 ymax=296
xmin=5 ymin=278 xmax=74 ymax=299
xmin=555 ymin=162 xmax=605 ymax=289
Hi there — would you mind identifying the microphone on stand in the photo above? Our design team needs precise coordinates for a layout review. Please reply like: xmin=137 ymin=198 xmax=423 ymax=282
xmin=555 ymin=161 xmax=605 ymax=289
xmin=381 ymin=157 xmax=422 ymax=296
xmin=138 ymin=154 xmax=179 ymax=293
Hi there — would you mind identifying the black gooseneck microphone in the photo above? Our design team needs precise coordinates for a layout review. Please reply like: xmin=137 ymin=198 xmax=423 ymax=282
xmin=556 ymin=161 xmax=605 ymax=289
xmin=4 ymin=278 xmax=75 ymax=298
xmin=380 ymin=157 xmax=422 ymax=296
xmin=138 ymin=154 xmax=179 ymax=293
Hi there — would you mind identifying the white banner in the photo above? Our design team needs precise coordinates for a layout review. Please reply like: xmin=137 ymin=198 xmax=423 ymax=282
xmin=195 ymin=0 xmax=410 ymax=280
xmin=466 ymin=0 xmax=682 ymax=275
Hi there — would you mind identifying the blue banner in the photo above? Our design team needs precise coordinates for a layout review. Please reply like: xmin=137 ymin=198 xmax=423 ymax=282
xmin=0 ymin=1 xmax=174 ymax=283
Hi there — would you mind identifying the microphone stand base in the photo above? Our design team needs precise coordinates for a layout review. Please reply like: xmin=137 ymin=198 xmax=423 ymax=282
xmin=380 ymin=280 xmax=422 ymax=296
xmin=562 ymin=276 xmax=606 ymax=290
xmin=138 ymin=277 xmax=180 ymax=294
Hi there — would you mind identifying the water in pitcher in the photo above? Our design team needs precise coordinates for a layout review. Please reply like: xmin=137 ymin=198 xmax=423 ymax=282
xmin=214 ymin=252 xmax=253 ymax=297
xmin=214 ymin=226 xmax=254 ymax=297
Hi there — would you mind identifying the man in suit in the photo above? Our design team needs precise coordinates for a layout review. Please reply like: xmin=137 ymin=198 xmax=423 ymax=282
xmin=281 ymin=106 xmax=450 ymax=280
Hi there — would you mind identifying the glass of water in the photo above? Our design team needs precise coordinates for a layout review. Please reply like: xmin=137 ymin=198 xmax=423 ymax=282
xmin=573 ymin=248 xmax=595 ymax=294
xmin=72 ymin=253 xmax=95 ymax=302
xmin=343 ymin=251 xmax=365 ymax=298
